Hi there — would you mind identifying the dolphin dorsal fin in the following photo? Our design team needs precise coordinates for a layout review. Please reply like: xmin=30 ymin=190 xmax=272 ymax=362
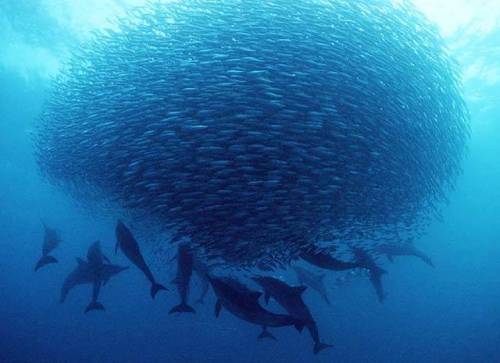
xmin=292 ymin=286 xmax=307 ymax=295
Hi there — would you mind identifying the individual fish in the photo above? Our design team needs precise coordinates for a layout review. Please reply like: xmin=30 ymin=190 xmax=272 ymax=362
xmin=209 ymin=275 xmax=304 ymax=340
xmin=34 ymin=223 xmax=60 ymax=271
xmin=170 ymin=244 xmax=195 ymax=314
xmin=292 ymin=265 xmax=330 ymax=304
xmin=253 ymin=276 xmax=333 ymax=354
xmin=115 ymin=220 xmax=166 ymax=298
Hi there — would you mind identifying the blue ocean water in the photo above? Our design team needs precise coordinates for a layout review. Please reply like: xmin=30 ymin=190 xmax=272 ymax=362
xmin=1 ymin=1 xmax=499 ymax=362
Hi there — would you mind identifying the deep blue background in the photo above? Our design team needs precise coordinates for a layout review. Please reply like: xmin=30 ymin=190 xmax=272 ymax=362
xmin=1 ymin=2 xmax=500 ymax=362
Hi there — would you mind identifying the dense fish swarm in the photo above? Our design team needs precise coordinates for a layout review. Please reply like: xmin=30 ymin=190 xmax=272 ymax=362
xmin=36 ymin=0 xmax=469 ymax=267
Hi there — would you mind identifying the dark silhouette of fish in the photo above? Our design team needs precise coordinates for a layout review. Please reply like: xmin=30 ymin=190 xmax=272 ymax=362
xmin=115 ymin=220 xmax=166 ymax=298
xmin=34 ymin=223 xmax=60 ymax=271
xmin=170 ymin=244 xmax=195 ymax=314
xmin=253 ymin=276 xmax=333 ymax=354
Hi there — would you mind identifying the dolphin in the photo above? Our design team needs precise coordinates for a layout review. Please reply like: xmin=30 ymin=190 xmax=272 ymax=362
xmin=352 ymin=247 xmax=387 ymax=303
xmin=292 ymin=265 xmax=330 ymax=304
xmin=253 ymin=276 xmax=333 ymax=354
xmin=170 ymin=244 xmax=195 ymax=314
xmin=193 ymin=258 xmax=210 ymax=305
xmin=209 ymin=276 xmax=305 ymax=340
xmin=115 ymin=220 xmax=166 ymax=298
xmin=87 ymin=240 xmax=111 ymax=267
xmin=60 ymin=258 xmax=93 ymax=304
xmin=375 ymin=243 xmax=434 ymax=267
xmin=301 ymin=249 xmax=362 ymax=271
xmin=60 ymin=256 xmax=128 ymax=312
xmin=34 ymin=223 xmax=61 ymax=271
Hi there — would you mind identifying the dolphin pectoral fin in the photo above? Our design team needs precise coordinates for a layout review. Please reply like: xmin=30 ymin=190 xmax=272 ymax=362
xmin=257 ymin=327 xmax=277 ymax=341
xmin=85 ymin=301 xmax=105 ymax=313
xmin=214 ymin=300 xmax=222 ymax=317
xmin=103 ymin=255 xmax=111 ymax=264
xmin=34 ymin=255 xmax=58 ymax=271
xmin=150 ymin=282 xmax=167 ymax=299
xmin=169 ymin=302 xmax=195 ymax=314
xmin=314 ymin=342 xmax=333 ymax=354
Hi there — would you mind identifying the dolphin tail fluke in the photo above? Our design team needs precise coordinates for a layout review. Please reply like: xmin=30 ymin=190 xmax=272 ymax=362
xmin=258 ymin=327 xmax=277 ymax=341
xmin=84 ymin=301 xmax=105 ymax=313
xmin=150 ymin=282 xmax=167 ymax=299
xmin=34 ymin=255 xmax=58 ymax=271
xmin=169 ymin=303 xmax=195 ymax=314
xmin=314 ymin=342 xmax=334 ymax=355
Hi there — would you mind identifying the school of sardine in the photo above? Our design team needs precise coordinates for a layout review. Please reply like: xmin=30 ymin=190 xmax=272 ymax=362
xmin=35 ymin=0 xmax=470 ymax=267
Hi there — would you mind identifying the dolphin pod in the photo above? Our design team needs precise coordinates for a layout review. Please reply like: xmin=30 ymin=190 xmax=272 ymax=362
xmin=36 ymin=219 xmax=436 ymax=354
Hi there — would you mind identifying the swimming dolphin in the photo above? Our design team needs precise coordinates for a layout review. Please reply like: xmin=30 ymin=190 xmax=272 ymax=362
xmin=253 ymin=276 xmax=333 ymax=354
xmin=115 ymin=220 xmax=166 ymax=298
xmin=292 ymin=265 xmax=330 ymax=304
xmin=301 ymin=249 xmax=361 ymax=271
xmin=193 ymin=258 xmax=210 ymax=305
xmin=83 ymin=241 xmax=106 ymax=313
xmin=375 ymin=243 xmax=434 ymax=267
xmin=34 ymin=223 xmax=60 ymax=271
xmin=60 ymin=254 xmax=128 ymax=312
xmin=209 ymin=276 xmax=305 ymax=340
xmin=352 ymin=247 xmax=387 ymax=303
xmin=170 ymin=244 xmax=195 ymax=314
xmin=60 ymin=258 xmax=128 ymax=306
xmin=87 ymin=240 xmax=111 ymax=267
